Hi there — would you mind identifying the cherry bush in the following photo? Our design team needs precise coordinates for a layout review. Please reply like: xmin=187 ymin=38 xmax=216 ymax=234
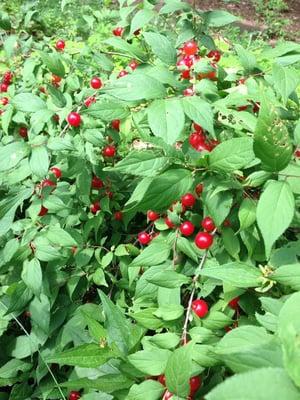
xmin=0 ymin=1 xmax=300 ymax=399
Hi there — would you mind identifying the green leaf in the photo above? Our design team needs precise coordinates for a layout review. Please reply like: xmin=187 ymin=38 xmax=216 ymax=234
xmin=29 ymin=145 xmax=49 ymax=178
xmin=104 ymin=37 xmax=147 ymax=62
xmin=129 ymin=242 xmax=171 ymax=268
xmin=199 ymin=262 xmax=261 ymax=288
xmin=46 ymin=344 xmax=118 ymax=367
xmin=271 ymin=264 xmax=300 ymax=290
xmin=131 ymin=308 xmax=164 ymax=330
xmin=165 ymin=343 xmax=193 ymax=397
xmin=154 ymin=304 xmax=184 ymax=321
xmin=147 ymin=271 xmax=191 ymax=288
xmin=203 ymin=190 xmax=233 ymax=226
xmin=143 ymin=32 xmax=177 ymax=65
xmin=12 ymin=93 xmax=46 ymax=113
xmin=28 ymin=294 xmax=50 ymax=334
xmin=61 ymin=374 xmax=133 ymax=393
xmin=177 ymin=236 xmax=198 ymax=262
xmin=148 ymin=99 xmax=185 ymax=144
xmin=46 ymin=225 xmax=77 ymax=247
xmin=203 ymin=10 xmax=239 ymax=27
xmin=47 ymin=85 xmax=67 ymax=107
xmin=238 ymin=198 xmax=257 ymax=230
xmin=278 ymin=291 xmax=300 ymax=387
xmin=99 ymin=290 xmax=130 ymax=354
xmin=110 ymin=150 xmax=169 ymax=177
xmin=127 ymin=380 xmax=165 ymax=400
xmin=82 ymin=100 xmax=130 ymax=121
xmin=82 ymin=312 xmax=107 ymax=342
xmin=222 ymin=228 xmax=240 ymax=259
xmin=253 ymin=97 xmax=293 ymax=172
xmin=257 ymin=181 xmax=295 ymax=257
xmin=272 ymin=64 xmax=300 ymax=103
xmin=181 ymin=97 xmax=214 ymax=134
xmin=128 ymin=348 xmax=171 ymax=375
xmin=103 ymin=73 xmax=166 ymax=102
xmin=209 ymin=138 xmax=255 ymax=172
xmin=6 ymin=282 xmax=33 ymax=314
xmin=159 ymin=1 xmax=191 ymax=14
xmin=0 ymin=142 xmax=29 ymax=172
xmin=206 ymin=368 xmax=300 ymax=400
xmin=235 ymin=44 xmax=257 ymax=73
xmin=148 ymin=333 xmax=180 ymax=350
xmin=21 ymin=258 xmax=42 ymax=298
xmin=39 ymin=51 xmax=65 ymax=77
xmin=130 ymin=10 xmax=156 ymax=36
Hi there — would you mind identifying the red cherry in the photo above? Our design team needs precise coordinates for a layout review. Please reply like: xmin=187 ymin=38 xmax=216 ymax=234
xmin=294 ymin=149 xmax=300 ymax=158
xmin=52 ymin=75 xmax=62 ymax=85
xmin=180 ymin=221 xmax=195 ymax=237
xmin=91 ymin=176 xmax=104 ymax=189
xmin=196 ymin=142 xmax=212 ymax=152
xmin=207 ymin=50 xmax=221 ymax=62
xmin=181 ymin=193 xmax=196 ymax=208
xmin=111 ymin=119 xmax=120 ymax=131
xmin=252 ymin=102 xmax=260 ymax=113
xmin=162 ymin=390 xmax=173 ymax=400
xmin=90 ymin=77 xmax=102 ymax=89
xmin=129 ymin=60 xmax=139 ymax=70
xmin=0 ymin=83 xmax=9 ymax=92
xmin=189 ymin=132 xmax=205 ymax=149
xmin=193 ymin=123 xmax=203 ymax=133
xmin=67 ymin=112 xmax=81 ymax=127
xmin=90 ymin=201 xmax=101 ymax=214
xmin=102 ymin=145 xmax=116 ymax=158
xmin=195 ymin=183 xmax=203 ymax=196
xmin=228 ymin=296 xmax=240 ymax=309
xmin=189 ymin=376 xmax=202 ymax=395
xmin=157 ymin=375 xmax=166 ymax=386
xmin=113 ymin=27 xmax=124 ymax=37
xmin=84 ymin=96 xmax=96 ymax=107
xmin=237 ymin=105 xmax=248 ymax=111
xmin=147 ymin=210 xmax=160 ymax=221
xmin=182 ymin=55 xmax=195 ymax=68
xmin=183 ymin=40 xmax=199 ymax=56
xmin=201 ymin=217 xmax=215 ymax=232
xmin=210 ymin=139 xmax=220 ymax=149
xmin=183 ymin=87 xmax=194 ymax=97
xmin=55 ymin=40 xmax=65 ymax=51
xmin=19 ymin=127 xmax=28 ymax=138
xmin=50 ymin=167 xmax=62 ymax=179
xmin=195 ymin=232 xmax=213 ymax=249
xmin=138 ymin=232 xmax=151 ymax=245
xmin=165 ymin=217 xmax=175 ymax=229
xmin=134 ymin=28 xmax=141 ymax=36
xmin=114 ymin=211 xmax=123 ymax=221
xmin=176 ymin=58 xmax=187 ymax=69
xmin=69 ymin=391 xmax=81 ymax=400
xmin=118 ymin=70 xmax=128 ymax=78
xmin=0 ymin=97 xmax=9 ymax=105
xmin=2 ymin=71 xmax=13 ymax=84
xmin=238 ymin=78 xmax=246 ymax=85
xmin=38 ymin=206 xmax=48 ymax=217
xmin=181 ymin=70 xmax=191 ymax=80
xmin=39 ymin=86 xmax=46 ymax=94
xmin=41 ymin=179 xmax=56 ymax=189
xmin=192 ymin=299 xmax=209 ymax=318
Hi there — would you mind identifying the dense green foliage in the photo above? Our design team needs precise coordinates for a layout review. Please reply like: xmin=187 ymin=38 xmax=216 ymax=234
xmin=0 ymin=1 xmax=300 ymax=399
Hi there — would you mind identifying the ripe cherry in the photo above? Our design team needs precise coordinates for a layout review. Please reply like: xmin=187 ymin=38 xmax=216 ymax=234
xmin=181 ymin=193 xmax=196 ymax=208
xmin=38 ymin=206 xmax=48 ymax=217
xmin=55 ymin=39 xmax=65 ymax=51
xmin=294 ymin=149 xmax=300 ymax=158
xmin=195 ymin=183 xmax=203 ymax=196
xmin=196 ymin=142 xmax=212 ymax=152
xmin=192 ymin=299 xmax=209 ymax=318
xmin=228 ymin=296 xmax=240 ymax=309
xmin=189 ymin=376 xmax=202 ymax=395
xmin=138 ymin=232 xmax=151 ymax=245
xmin=90 ymin=77 xmax=102 ymax=89
xmin=183 ymin=40 xmax=198 ymax=56
xmin=102 ymin=145 xmax=116 ymax=158
xmin=207 ymin=50 xmax=221 ymax=62
xmin=67 ymin=112 xmax=81 ymax=127
xmin=69 ymin=391 xmax=81 ymax=400
xmin=90 ymin=201 xmax=101 ymax=214
xmin=3 ymin=71 xmax=13 ymax=84
xmin=111 ymin=119 xmax=120 ymax=131
xmin=118 ymin=70 xmax=128 ymax=78
xmin=181 ymin=70 xmax=191 ymax=80
xmin=195 ymin=232 xmax=213 ymax=249
xmin=19 ymin=127 xmax=28 ymax=138
xmin=106 ymin=189 xmax=113 ymax=199
xmin=165 ymin=217 xmax=175 ymax=229
xmin=201 ymin=216 xmax=215 ymax=232
xmin=193 ymin=123 xmax=203 ymax=133
xmin=84 ymin=96 xmax=96 ymax=107
xmin=238 ymin=77 xmax=246 ymax=85
xmin=39 ymin=86 xmax=46 ymax=94
xmin=112 ymin=27 xmax=124 ymax=37
xmin=182 ymin=55 xmax=195 ymax=68
xmin=50 ymin=167 xmax=62 ymax=179
xmin=129 ymin=60 xmax=139 ymax=70
xmin=91 ymin=176 xmax=104 ymax=189
xmin=157 ymin=374 xmax=166 ymax=386
xmin=41 ymin=179 xmax=56 ymax=189
xmin=114 ymin=211 xmax=123 ymax=221
xmin=52 ymin=75 xmax=62 ymax=85
xmin=183 ymin=87 xmax=194 ymax=97
xmin=0 ymin=83 xmax=9 ymax=92
xmin=189 ymin=132 xmax=205 ymax=149
xmin=147 ymin=210 xmax=159 ymax=221
xmin=0 ymin=97 xmax=9 ymax=105
xmin=180 ymin=221 xmax=195 ymax=237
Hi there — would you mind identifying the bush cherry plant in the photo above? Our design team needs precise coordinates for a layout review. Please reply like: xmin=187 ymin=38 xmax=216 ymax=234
xmin=0 ymin=0 xmax=300 ymax=399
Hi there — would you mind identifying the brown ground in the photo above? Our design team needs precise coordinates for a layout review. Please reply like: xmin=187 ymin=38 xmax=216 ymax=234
xmin=189 ymin=0 xmax=300 ymax=40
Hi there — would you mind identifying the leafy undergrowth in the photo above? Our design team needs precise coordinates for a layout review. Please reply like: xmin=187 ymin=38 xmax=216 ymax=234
xmin=0 ymin=1 xmax=300 ymax=400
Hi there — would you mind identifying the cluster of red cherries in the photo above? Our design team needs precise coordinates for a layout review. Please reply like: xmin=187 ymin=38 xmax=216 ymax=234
xmin=158 ymin=374 xmax=202 ymax=399
xmin=188 ymin=122 xmax=219 ymax=153
xmin=0 ymin=71 xmax=13 ymax=114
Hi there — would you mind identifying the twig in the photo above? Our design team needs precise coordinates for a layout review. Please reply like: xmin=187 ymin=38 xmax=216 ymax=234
xmin=0 ymin=300 xmax=66 ymax=400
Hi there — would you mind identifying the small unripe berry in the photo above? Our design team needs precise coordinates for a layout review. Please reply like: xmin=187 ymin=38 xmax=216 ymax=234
xmin=183 ymin=87 xmax=194 ymax=97
xmin=118 ymin=70 xmax=128 ymax=78
xmin=195 ymin=183 xmax=203 ymax=196
xmin=0 ymin=97 xmax=9 ymax=105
